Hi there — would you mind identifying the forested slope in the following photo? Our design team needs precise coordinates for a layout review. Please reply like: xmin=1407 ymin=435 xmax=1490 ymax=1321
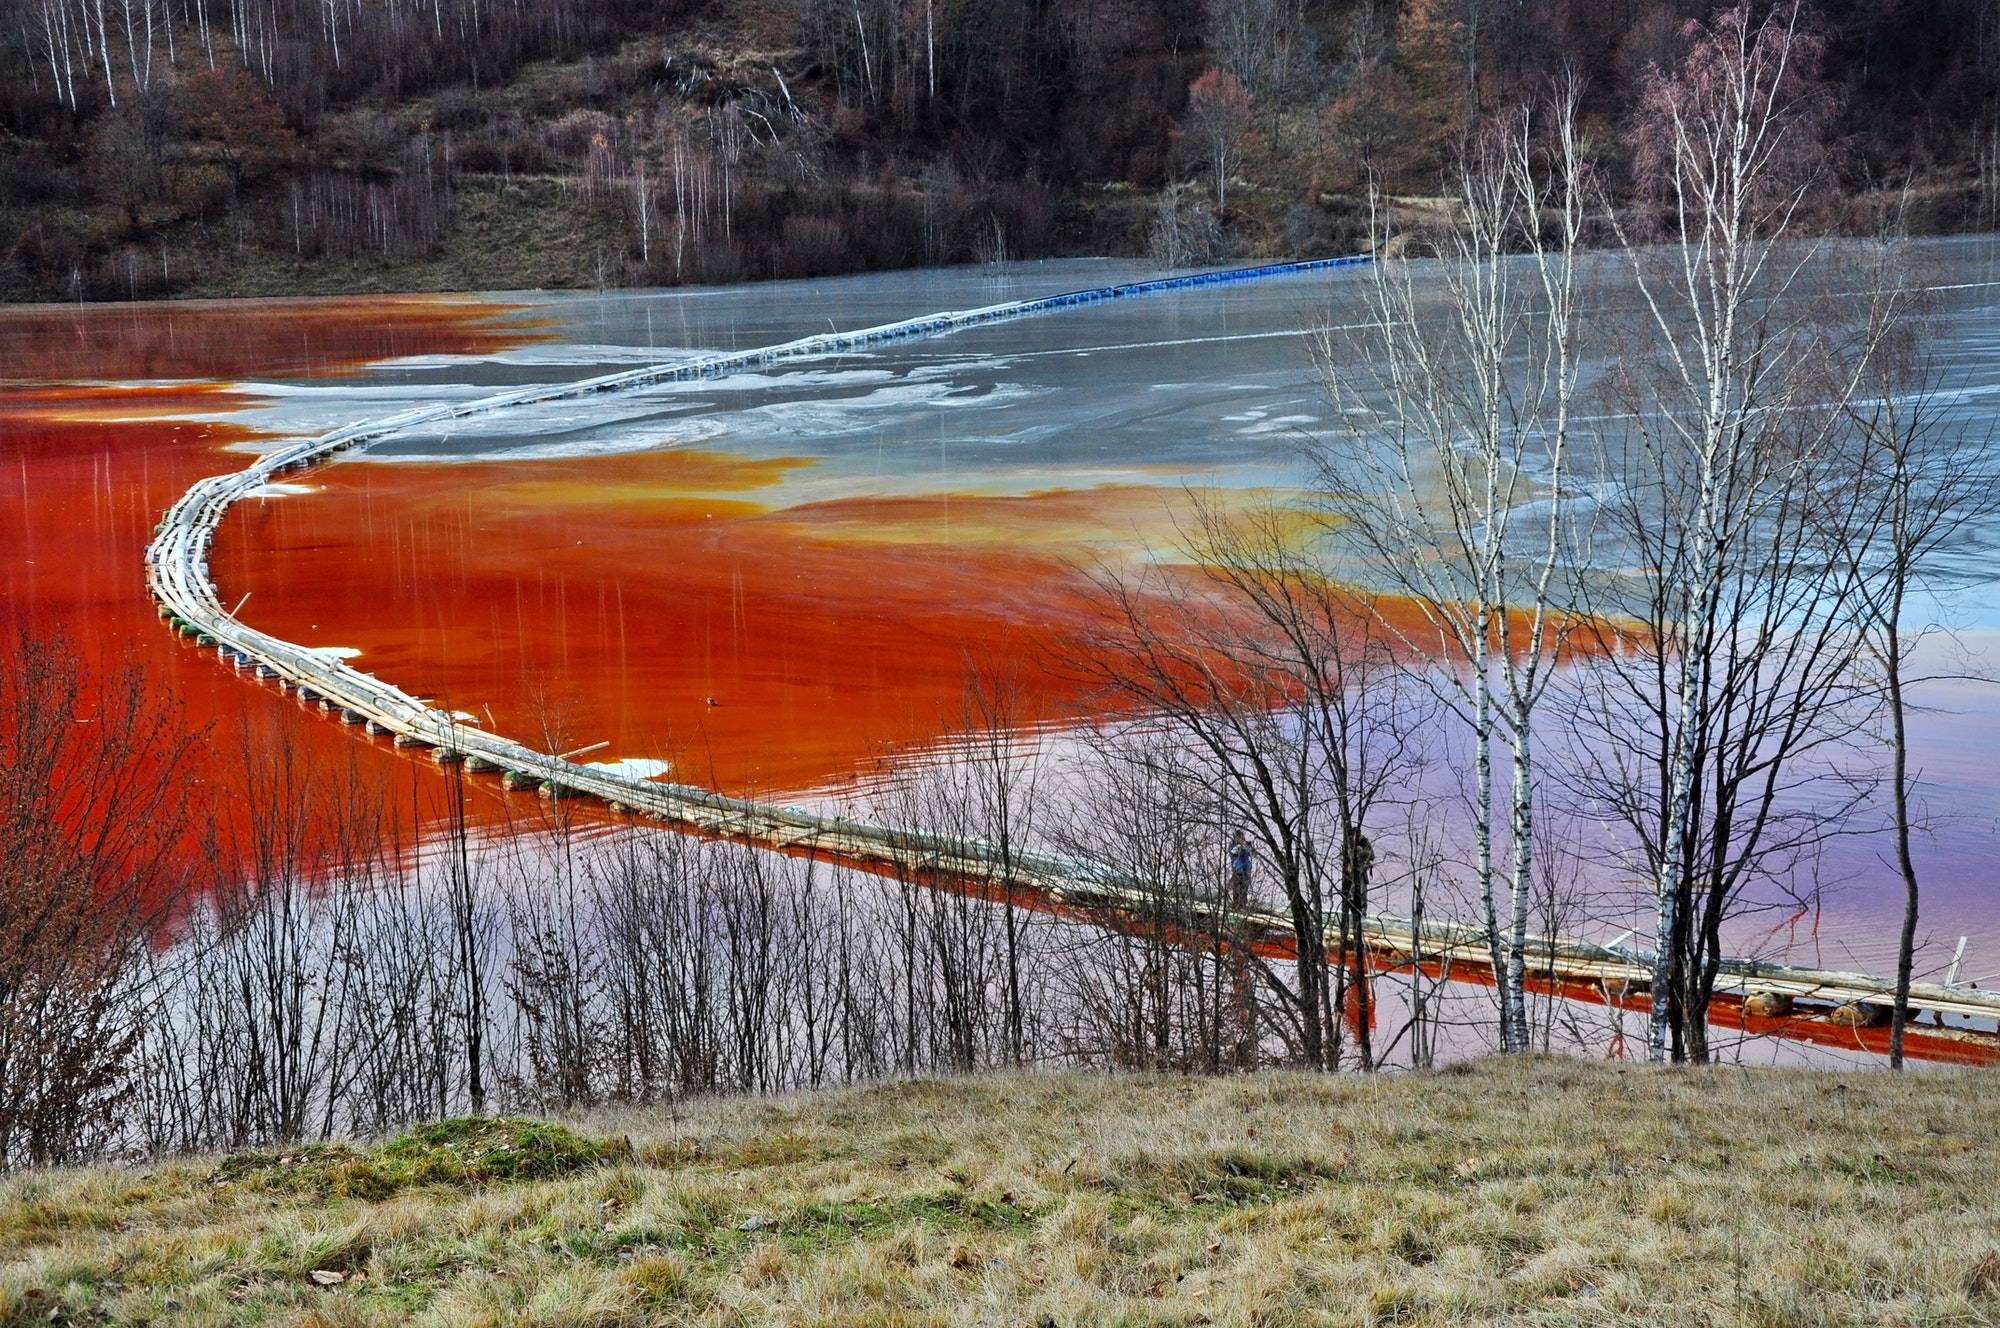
xmin=4 ymin=0 xmax=1999 ymax=301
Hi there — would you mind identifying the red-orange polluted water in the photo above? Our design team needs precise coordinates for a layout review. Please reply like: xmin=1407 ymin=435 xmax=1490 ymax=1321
xmin=0 ymin=295 xmax=548 ymax=870
xmin=3 ymin=284 xmax=1262 ymax=853
xmin=211 ymin=455 xmax=1217 ymax=794
xmin=9 ymin=260 xmax=2000 ymax=1069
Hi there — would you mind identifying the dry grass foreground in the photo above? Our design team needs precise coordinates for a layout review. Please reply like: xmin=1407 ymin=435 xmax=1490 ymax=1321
xmin=2 ymin=1058 xmax=1997 ymax=1327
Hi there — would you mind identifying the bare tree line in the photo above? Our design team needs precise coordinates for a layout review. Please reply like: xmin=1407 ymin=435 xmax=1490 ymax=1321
xmin=1308 ymin=3 xmax=1998 ymax=1067
xmin=4 ymin=606 xmax=1538 ymax=1170
xmin=17 ymin=0 xmax=622 ymax=115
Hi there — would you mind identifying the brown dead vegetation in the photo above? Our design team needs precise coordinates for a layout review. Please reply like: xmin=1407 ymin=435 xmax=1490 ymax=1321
xmin=2 ymin=1059 xmax=1995 ymax=1326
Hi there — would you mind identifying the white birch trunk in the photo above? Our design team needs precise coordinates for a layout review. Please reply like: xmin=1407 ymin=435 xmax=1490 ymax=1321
xmin=91 ymin=0 xmax=116 ymax=107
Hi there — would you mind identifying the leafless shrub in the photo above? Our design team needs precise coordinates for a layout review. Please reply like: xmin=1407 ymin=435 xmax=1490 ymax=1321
xmin=0 ymin=631 xmax=194 ymax=1167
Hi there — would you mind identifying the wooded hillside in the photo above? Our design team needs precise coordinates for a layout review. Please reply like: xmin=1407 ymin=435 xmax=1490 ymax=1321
xmin=3 ymin=0 xmax=1998 ymax=300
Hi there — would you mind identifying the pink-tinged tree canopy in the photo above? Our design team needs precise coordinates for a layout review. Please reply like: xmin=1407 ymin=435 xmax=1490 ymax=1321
xmin=1631 ymin=1 xmax=1836 ymax=241
xmin=1182 ymin=67 xmax=1256 ymax=213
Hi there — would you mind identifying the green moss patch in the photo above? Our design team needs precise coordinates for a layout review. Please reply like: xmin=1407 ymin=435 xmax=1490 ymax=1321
xmin=213 ymin=1118 xmax=622 ymax=1200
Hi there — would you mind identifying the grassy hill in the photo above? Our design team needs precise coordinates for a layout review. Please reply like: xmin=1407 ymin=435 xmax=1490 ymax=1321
xmin=2 ymin=1058 xmax=1996 ymax=1325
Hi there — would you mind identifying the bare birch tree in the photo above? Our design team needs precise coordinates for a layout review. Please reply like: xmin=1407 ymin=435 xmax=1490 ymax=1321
xmin=1312 ymin=82 xmax=1589 ymax=1054
xmin=1599 ymin=0 xmax=1860 ymax=1061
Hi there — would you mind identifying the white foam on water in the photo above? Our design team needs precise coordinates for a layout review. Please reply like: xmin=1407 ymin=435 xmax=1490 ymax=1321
xmin=743 ymin=381 xmax=1039 ymax=436
xmin=387 ymin=344 xmax=695 ymax=369
xmin=361 ymin=417 xmax=729 ymax=463
xmin=585 ymin=757 xmax=674 ymax=780
xmin=1236 ymin=413 xmax=1318 ymax=437
xmin=668 ymin=367 xmax=901 ymax=394
xmin=234 ymin=379 xmax=495 ymax=401
xmin=998 ymin=326 xmax=1324 ymax=361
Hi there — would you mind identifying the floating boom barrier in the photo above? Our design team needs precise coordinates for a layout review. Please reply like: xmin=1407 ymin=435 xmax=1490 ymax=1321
xmin=146 ymin=255 xmax=2000 ymax=1066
